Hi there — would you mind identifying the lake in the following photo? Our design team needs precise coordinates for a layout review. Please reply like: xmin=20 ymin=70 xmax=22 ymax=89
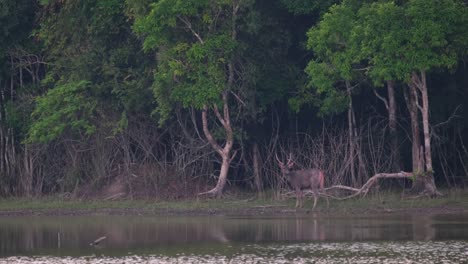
xmin=0 ymin=212 xmax=467 ymax=263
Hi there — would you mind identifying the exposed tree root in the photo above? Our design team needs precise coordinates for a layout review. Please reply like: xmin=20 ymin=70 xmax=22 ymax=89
xmin=198 ymin=187 xmax=222 ymax=198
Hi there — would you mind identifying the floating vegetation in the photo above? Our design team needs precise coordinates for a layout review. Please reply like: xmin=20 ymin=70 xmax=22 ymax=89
xmin=1 ymin=241 xmax=467 ymax=264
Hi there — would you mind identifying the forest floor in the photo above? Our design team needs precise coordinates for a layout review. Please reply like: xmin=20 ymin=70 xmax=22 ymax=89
xmin=0 ymin=189 xmax=467 ymax=217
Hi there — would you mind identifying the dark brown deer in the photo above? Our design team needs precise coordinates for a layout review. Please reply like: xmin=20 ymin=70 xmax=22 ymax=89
xmin=276 ymin=154 xmax=325 ymax=209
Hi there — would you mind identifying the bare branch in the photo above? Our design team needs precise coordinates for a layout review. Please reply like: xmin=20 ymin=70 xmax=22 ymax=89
xmin=230 ymin=90 xmax=246 ymax=106
xmin=213 ymin=104 xmax=227 ymax=128
xmin=177 ymin=15 xmax=204 ymax=44
xmin=432 ymin=105 xmax=461 ymax=129
xmin=323 ymin=185 xmax=361 ymax=193
xmin=373 ymin=89 xmax=389 ymax=110
xmin=229 ymin=150 xmax=238 ymax=163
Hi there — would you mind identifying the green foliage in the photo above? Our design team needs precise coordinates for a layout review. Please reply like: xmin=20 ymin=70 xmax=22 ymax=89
xmin=0 ymin=0 xmax=39 ymax=147
xmin=28 ymin=81 xmax=97 ymax=143
xmin=133 ymin=0 xmax=211 ymax=50
xmin=355 ymin=1 xmax=407 ymax=84
xmin=132 ymin=0 xmax=245 ymax=124
xmin=357 ymin=0 xmax=468 ymax=84
xmin=0 ymin=0 xmax=36 ymax=52
xmin=0 ymin=0 xmax=38 ymax=76
xmin=294 ymin=60 xmax=348 ymax=115
xmin=280 ymin=0 xmax=338 ymax=15
xmin=403 ymin=0 xmax=467 ymax=72
xmin=2 ymin=96 xmax=34 ymax=138
xmin=34 ymin=0 xmax=154 ymax=138
xmin=299 ymin=0 xmax=468 ymax=115
xmin=39 ymin=0 xmax=134 ymax=81
xmin=1 ymin=0 xmax=467 ymax=198
xmin=297 ymin=1 xmax=361 ymax=115
xmin=236 ymin=1 xmax=302 ymax=120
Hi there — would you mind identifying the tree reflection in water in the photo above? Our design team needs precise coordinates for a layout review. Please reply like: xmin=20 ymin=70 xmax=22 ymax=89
xmin=0 ymin=213 xmax=467 ymax=257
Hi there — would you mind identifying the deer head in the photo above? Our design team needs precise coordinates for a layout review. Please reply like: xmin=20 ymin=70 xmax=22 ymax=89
xmin=275 ymin=153 xmax=294 ymax=174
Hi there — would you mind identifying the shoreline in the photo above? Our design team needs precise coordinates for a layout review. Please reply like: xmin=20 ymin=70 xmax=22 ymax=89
xmin=1 ymin=204 xmax=467 ymax=217
xmin=1 ymin=189 xmax=467 ymax=217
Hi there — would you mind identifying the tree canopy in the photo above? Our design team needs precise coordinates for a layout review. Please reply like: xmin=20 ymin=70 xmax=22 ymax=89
xmin=0 ymin=0 xmax=467 ymax=198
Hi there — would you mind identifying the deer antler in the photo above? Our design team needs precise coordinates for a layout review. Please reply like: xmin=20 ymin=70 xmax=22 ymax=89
xmin=287 ymin=153 xmax=294 ymax=168
xmin=275 ymin=154 xmax=284 ymax=167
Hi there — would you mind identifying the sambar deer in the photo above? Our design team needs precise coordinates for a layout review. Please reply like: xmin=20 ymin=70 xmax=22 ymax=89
xmin=276 ymin=154 xmax=325 ymax=209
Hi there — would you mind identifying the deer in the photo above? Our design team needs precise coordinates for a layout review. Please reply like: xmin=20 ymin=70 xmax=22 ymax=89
xmin=276 ymin=154 xmax=326 ymax=209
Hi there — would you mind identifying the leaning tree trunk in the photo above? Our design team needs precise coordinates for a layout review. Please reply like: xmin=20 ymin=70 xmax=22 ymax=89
xmin=198 ymin=2 xmax=240 ymax=197
xmin=199 ymin=91 xmax=235 ymax=198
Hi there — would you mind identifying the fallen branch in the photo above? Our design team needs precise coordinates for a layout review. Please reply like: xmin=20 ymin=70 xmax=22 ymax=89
xmin=323 ymin=185 xmax=360 ymax=193
xmin=283 ymin=171 xmax=415 ymax=201
xmin=333 ymin=171 xmax=414 ymax=200
xmin=104 ymin=192 xmax=125 ymax=201
xmin=328 ymin=171 xmax=413 ymax=200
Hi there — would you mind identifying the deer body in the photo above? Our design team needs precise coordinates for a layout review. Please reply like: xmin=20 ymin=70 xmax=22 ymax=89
xmin=277 ymin=155 xmax=325 ymax=209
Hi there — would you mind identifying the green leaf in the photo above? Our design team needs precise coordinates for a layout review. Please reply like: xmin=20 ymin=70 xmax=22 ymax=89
xmin=27 ymin=81 xmax=98 ymax=143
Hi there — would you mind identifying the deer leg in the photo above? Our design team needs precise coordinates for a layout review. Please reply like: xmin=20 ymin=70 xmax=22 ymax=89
xmin=299 ymin=190 xmax=304 ymax=208
xmin=312 ymin=192 xmax=317 ymax=209
xmin=299 ymin=191 xmax=304 ymax=208
xmin=295 ymin=189 xmax=301 ymax=208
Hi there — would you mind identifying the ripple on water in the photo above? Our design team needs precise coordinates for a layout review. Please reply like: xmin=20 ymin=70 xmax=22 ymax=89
xmin=1 ymin=241 xmax=467 ymax=264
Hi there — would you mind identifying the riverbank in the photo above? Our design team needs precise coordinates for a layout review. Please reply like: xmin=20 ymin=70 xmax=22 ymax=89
xmin=1 ymin=189 xmax=467 ymax=217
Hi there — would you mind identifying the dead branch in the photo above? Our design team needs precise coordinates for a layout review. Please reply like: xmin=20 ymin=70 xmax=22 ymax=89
xmin=283 ymin=171 xmax=414 ymax=201
xmin=330 ymin=171 xmax=413 ymax=200
xmin=324 ymin=185 xmax=360 ymax=193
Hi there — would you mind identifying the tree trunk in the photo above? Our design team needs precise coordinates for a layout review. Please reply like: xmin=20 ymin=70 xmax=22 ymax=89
xmin=409 ymin=71 xmax=440 ymax=197
xmin=252 ymin=142 xmax=263 ymax=197
xmin=404 ymin=85 xmax=424 ymax=193
xmin=405 ymin=85 xmax=422 ymax=173
xmin=22 ymin=145 xmax=34 ymax=197
xmin=199 ymin=92 xmax=234 ymax=197
xmin=413 ymin=71 xmax=433 ymax=173
xmin=213 ymin=156 xmax=230 ymax=197
xmin=346 ymin=81 xmax=357 ymax=187
xmin=410 ymin=71 xmax=439 ymax=196
xmin=198 ymin=1 xmax=239 ymax=197
xmin=387 ymin=80 xmax=400 ymax=171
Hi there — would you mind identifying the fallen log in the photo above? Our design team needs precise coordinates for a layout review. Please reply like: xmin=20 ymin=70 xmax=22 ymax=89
xmin=328 ymin=171 xmax=415 ymax=200
xmin=283 ymin=171 xmax=442 ymax=200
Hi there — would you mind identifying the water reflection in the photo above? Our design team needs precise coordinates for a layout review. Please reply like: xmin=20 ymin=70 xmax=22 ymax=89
xmin=0 ymin=213 xmax=467 ymax=257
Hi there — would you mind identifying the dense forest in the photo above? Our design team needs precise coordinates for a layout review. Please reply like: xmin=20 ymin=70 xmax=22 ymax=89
xmin=0 ymin=0 xmax=467 ymax=200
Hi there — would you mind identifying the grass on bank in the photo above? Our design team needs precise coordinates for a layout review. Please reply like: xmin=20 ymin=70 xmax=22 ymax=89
xmin=0 ymin=188 xmax=467 ymax=213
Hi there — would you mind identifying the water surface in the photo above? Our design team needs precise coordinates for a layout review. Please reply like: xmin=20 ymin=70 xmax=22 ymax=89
xmin=1 ymin=212 xmax=467 ymax=263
